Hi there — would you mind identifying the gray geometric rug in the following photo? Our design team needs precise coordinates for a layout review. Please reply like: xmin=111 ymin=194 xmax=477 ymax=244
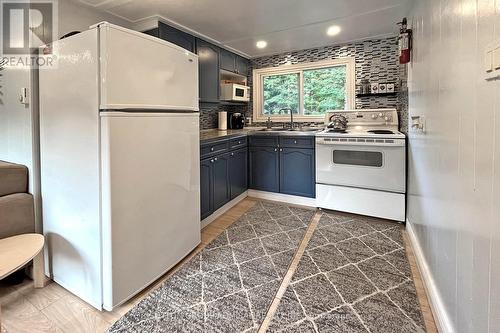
xmin=107 ymin=201 xmax=316 ymax=332
xmin=107 ymin=201 xmax=426 ymax=333
xmin=264 ymin=211 xmax=426 ymax=333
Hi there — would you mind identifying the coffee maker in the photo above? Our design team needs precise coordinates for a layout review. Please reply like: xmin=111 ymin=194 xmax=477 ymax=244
xmin=228 ymin=113 xmax=245 ymax=129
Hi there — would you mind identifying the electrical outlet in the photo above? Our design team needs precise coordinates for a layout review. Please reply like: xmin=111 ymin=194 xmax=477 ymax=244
xmin=411 ymin=115 xmax=425 ymax=133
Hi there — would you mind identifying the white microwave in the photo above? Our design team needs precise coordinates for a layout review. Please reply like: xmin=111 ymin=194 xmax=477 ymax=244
xmin=220 ymin=83 xmax=250 ymax=102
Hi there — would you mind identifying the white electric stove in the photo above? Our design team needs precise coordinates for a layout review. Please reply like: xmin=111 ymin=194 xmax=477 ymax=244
xmin=315 ymin=109 xmax=406 ymax=222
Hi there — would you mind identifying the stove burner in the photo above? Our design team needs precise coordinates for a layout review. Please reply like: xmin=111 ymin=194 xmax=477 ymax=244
xmin=367 ymin=130 xmax=395 ymax=134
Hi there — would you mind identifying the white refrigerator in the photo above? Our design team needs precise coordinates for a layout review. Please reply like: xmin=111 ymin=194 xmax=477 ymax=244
xmin=39 ymin=22 xmax=201 ymax=310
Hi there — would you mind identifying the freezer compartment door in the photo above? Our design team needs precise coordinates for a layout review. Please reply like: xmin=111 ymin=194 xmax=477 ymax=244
xmin=100 ymin=112 xmax=201 ymax=310
xmin=99 ymin=24 xmax=199 ymax=111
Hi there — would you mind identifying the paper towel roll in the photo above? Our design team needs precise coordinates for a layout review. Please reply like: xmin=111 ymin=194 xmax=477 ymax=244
xmin=218 ymin=111 xmax=227 ymax=131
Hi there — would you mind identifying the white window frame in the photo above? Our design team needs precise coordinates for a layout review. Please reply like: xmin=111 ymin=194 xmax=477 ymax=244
xmin=252 ymin=58 xmax=356 ymax=122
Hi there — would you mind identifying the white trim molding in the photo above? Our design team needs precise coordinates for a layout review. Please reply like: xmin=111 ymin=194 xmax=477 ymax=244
xmin=252 ymin=58 xmax=356 ymax=123
xmin=247 ymin=190 xmax=317 ymax=208
xmin=406 ymin=219 xmax=454 ymax=333
xmin=201 ymin=190 xmax=317 ymax=229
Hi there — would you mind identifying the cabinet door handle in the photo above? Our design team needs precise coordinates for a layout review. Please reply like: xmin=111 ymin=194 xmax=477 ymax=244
xmin=210 ymin=159 xmax=214 ymax=163
xmin=274 ymin=148 xmax=277 ymax=152
xmin=294 ymin=140 xmax=297 ymax=144
xmin=280 ymin=148 xmax=283 ymax=152
xmin=231 ymin=152 xmax=234 ymax=156
xmin=238 ymin=141 xmax=241 ymax=144
xmin=210 ymin=147 xmax=214 ymax=151
xmin=214 ymin=157 xmax=218 ymax=161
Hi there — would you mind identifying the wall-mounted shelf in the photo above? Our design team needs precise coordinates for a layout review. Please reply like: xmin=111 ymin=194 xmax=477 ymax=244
xmin=356 ymin=92 xmax=398 ymax=97
xmin=220 ymin=69 xmax=248 ymax=86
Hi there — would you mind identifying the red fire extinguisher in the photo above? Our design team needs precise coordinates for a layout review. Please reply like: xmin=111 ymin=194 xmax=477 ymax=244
xmin=398 ymin=18 xmax=412 ymax=64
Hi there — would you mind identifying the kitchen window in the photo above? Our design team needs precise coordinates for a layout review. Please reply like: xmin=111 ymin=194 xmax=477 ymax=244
xmin=253 ymin=58 xmax=355 ymax=122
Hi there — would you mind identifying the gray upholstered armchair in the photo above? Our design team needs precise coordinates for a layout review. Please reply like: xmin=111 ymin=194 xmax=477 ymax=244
xmin=0 ymin=161 xmax=35 ymax=239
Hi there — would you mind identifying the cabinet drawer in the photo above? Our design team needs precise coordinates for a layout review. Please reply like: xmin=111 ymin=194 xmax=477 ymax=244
xmin=249 ymin=136 xmax=279 ymax=147
xmin=201 ymin=140 xmax=228 ymax=159
xmin=279 ymin=136 xmax=315 ymax=148
xmin=230 ymin=137 xmax=247 ymax=149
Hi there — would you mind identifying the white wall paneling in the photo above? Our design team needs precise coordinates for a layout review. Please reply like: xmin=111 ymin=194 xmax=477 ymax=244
xmin=407 ymin=0 xmax=500 ymax=332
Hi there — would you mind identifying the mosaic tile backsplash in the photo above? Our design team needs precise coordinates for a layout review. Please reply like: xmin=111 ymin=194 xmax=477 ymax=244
xmin=251 ymin=37 xmax=408 ymax=132
xmin=199 ymin=104 xmax=245 ymax=130
xmin=200 ymin=37 xmax=408 ymax=132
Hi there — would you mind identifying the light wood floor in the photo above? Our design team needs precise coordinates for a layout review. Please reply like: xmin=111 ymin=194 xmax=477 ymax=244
xmin=0 ymin=198 xmax=437 ymax=333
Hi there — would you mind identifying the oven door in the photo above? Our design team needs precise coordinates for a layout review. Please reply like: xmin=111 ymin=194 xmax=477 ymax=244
xmin=316 ymin=138 xmax=406 ymax=193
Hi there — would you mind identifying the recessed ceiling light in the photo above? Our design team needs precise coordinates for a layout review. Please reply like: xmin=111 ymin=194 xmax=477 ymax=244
xmin=256 ymin=40 xmax=267 ymax=49
xmin=327 ymin=25 xmax=341 ymax=36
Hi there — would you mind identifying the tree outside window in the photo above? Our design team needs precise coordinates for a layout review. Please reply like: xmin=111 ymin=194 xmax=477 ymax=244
xmin=303 ymin=66 xmax=346 ymax=115
xmin=253 ymin=58 xmax=355 ymax=121
xmin=263 ymin=73 xmax=299 ymax=115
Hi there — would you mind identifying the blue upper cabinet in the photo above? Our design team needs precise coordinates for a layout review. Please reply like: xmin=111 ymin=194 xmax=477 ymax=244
xmin=235 ymin=56 xmax=249 ymax=76
xmin=143 ymin=22 xmax=195 ymax=53
xmin=220 ymin=49 xmax=236 ymax=72
xmin=158 ymin=22 xmax=196 ymax=53
xmin=280 ymin=148 xmax=315 ymax=198
xmin=220 ymin=49 xmax=249 ymax=76
xmin=196 ymin=38 xmax=220 ymax=103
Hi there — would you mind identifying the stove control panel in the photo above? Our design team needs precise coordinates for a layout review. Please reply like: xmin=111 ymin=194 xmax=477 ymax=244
xmin=324 ymin=109 xmax=398 ymax=127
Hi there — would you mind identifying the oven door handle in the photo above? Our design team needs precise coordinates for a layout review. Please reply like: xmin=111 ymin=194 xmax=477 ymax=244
xmin=316 ymin=140 xmax=405 ymax=147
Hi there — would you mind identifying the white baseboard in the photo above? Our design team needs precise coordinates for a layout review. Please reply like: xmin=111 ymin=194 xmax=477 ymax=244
xmin=406 ymin=219 xmax=454 ymax=333
xmin=247 ymin=190 xmax=317 ymax=208
xmin=201 ymin=191 xmax=248 ymax=228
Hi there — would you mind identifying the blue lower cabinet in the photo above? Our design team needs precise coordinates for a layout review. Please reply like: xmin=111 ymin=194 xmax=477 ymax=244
xmin=200 ymin=143 xmax=248 ymax=220
xmin=229 ymin=148 xmax=248 ymax=199
xmin=200 ymin=158 xmax=213 ymax=220
xmin=249 ymin=147 xmax=280 ymax=192
xmin=279 ymin=148 xmax=315 ymax=198
xmin=249 ymin=135 xmax=315 ymax=198
xmin=202 ymin=135 xmax=315 ymax=221
xmin=212 ymin=154 xmax=230 ymax=211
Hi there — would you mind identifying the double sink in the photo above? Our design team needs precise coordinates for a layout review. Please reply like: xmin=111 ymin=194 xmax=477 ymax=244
xmin=255 ymin=127 xmax=322 ymax=136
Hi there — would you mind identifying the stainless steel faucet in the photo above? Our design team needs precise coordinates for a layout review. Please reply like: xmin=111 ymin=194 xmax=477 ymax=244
xmin=280 ymin=108 xmax=294 ymax=129
xmin=266 ymin=117 xmax=273 ymax=129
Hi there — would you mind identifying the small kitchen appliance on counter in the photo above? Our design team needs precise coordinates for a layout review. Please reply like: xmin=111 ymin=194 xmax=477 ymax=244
xmin=228 ymin=112 xmax=245 ymax=129
xmin=316 ymin=109 xmax=406 ymax=222
xmin=327 ymin=114 xmax=348 ymax=132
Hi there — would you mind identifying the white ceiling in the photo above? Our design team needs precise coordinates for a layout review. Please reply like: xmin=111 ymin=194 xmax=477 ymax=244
xmin=77 ymin=0 xmax=413 ymax=58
